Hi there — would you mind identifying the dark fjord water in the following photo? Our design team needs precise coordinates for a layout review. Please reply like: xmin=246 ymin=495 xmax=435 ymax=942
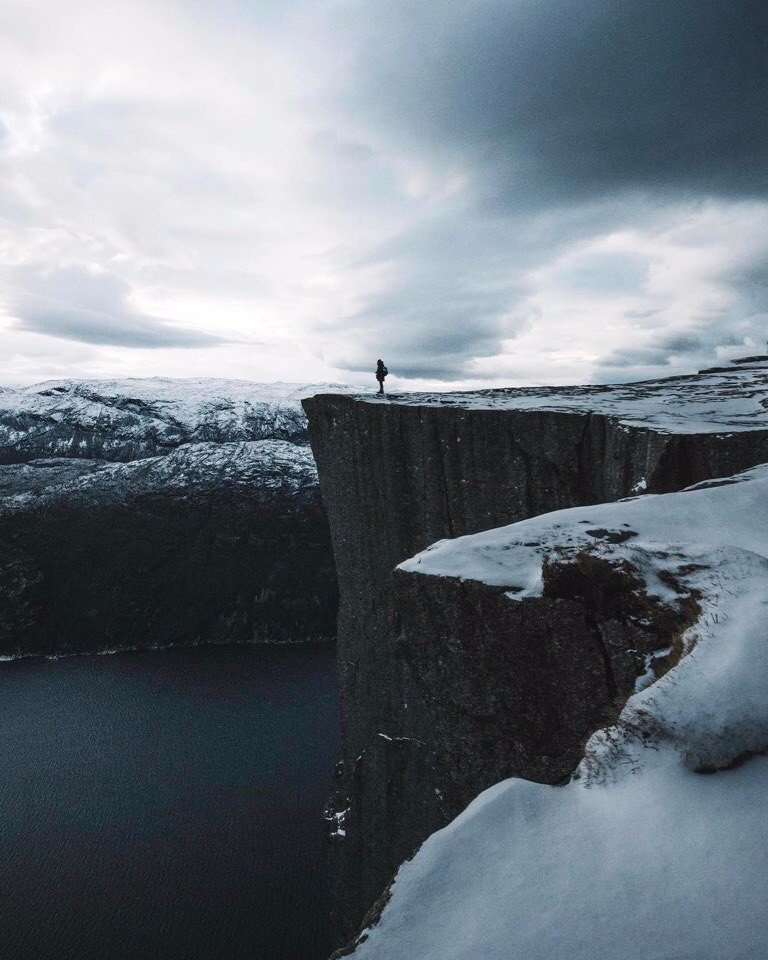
xmin=0 ymin=643 xmax=340 ymax=960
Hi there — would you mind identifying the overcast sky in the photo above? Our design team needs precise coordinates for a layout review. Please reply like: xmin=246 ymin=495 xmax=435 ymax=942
xmin=1 ymin=0 xmax=767 ymax=388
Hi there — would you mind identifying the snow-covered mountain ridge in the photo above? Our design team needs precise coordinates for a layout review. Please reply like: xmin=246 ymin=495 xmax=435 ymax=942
xmin=0 ymin=441 xmax=318 ymax=513
xmin=0 ymin=378 xmax=359 ymax=462
xmin=0 ymin=380 xmax=347 ymax=657
xmin=0 ymin=438 xmax=336 ymax=658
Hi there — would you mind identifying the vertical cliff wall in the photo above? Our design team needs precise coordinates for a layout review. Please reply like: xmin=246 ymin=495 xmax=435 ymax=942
xmin=304 ymin=378 xmax=768 ymax=942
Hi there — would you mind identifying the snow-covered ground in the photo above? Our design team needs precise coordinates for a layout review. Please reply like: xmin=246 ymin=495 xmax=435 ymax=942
xmin=361 ymin=356 xmax=768 ymax=434
xmin=353 ymin=464 xmax=768 ymax=959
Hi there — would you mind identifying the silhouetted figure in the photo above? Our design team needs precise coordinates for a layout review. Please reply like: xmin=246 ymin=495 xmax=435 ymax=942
xmin=376 ymin=359 xmax=388 ymax=394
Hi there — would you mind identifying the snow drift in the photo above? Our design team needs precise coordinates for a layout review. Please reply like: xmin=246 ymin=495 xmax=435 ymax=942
xmin=345 ymin=464 xmax=768 ymax=959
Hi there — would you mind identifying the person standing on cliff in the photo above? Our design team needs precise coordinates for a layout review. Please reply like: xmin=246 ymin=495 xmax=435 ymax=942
xmin=375 ymin=359 xmax=388 ymax=394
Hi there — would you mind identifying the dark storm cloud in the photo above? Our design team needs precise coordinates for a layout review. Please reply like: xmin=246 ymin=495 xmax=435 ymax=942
xmin=598 ymin=311 xmax=756 ymax=375
xmin=326 ymin=0 xmax=768 ymax=380
xmin=5 ymin=0 xmax=767 ymax=383
xmin=10 ymin=266 xmax=224 ymax=349
xmin=600 ymin=332 xmax=709 ymax=371
xmin=348 ymin=0 xmax=768 ymax=206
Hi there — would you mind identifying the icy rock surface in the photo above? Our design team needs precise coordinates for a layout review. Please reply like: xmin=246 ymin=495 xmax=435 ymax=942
xmin=349 ymin=464 xmax=768 ymax=960
xmin=0 ymin=458 xmax=109 ymax=498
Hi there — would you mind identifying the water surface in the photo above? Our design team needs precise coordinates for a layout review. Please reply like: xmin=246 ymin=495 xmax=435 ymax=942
xmin=0 ymin=644 xmax=339 ymax=960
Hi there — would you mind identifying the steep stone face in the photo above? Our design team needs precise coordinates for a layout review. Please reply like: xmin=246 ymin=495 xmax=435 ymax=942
xmin=392 ymin=553 xmax=695 ymax=823
xmin=0 ymin=441 xmax=337 ymax=657
xmin=303 ymin=386 xmax=768 ymax=943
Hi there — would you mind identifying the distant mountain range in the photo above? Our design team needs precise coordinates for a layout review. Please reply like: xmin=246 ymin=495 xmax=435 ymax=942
xmin=0 ymin=379 xmax=354 ymax=658
xmin=0 ymin=377 xmax=361 ymax=463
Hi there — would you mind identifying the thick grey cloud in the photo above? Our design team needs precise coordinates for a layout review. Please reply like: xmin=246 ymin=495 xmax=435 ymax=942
xmin=346 ymin=0 xmax=768 ymax=206
xmin=318 ymin=0 xmax=768 ymax=381
xmin=9 ymin=266 xmax=224 ymax=349
xmin=324 ymin=211 xmax=528 ymax=378
xmin=2 ymin=0 xmax=767 ymax=386
xmin=328 ymin=196 xmax=666 ymax=380
xmin=596 ymin=239 xmax=768 ymax=377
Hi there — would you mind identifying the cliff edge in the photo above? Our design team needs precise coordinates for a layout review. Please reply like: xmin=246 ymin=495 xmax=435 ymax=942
xmin=303 ymin=357 xmax=768 ymax=940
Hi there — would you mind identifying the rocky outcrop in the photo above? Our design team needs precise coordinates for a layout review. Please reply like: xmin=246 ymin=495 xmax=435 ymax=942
xmin=342 ymin=464 xmax=768 ymax=960
xmin=0 ymin=441 xmax=337 ymax=657
xmin=303 ymin=357 xmax=768 ymax=942
xmin=392 ymin=549 xmax=697 ymax=821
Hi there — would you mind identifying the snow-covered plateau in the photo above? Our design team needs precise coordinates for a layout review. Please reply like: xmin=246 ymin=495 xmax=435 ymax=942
xmin=360 ymin=354 xmax=768 ymax=433
xmin=346 ymin=464 xmax=768 ymax=959
xmin=304 ymin=361 xmax=768 ymax=939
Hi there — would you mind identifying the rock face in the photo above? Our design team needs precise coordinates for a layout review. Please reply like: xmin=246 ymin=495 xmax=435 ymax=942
xmin=303 ymin=357 xmax=768 ymax=942
xmin=391 ymin=553 xmax=690 ymax=820
xmin=0 ymin=440 xmax=336 ymax=657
